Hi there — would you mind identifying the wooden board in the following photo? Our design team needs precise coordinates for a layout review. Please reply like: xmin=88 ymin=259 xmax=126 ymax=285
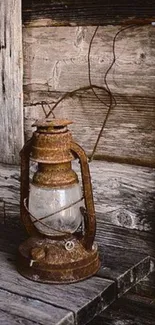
xmin=97 ymin=246 xmax=151 ymax=297
xmin=0 ymin=220 xmax=153 ymax=325
xmin=96 ymin=218 xmax=155 ymax=299
xmin=23 ymin=25 xmax=155 ymax=98
xmin=0 ymin=164 xmax=20 ymax=221
xmin=0 ymin=249 xmax=115 ymax=325
xmin=0 ymin=0 xmax=23 ymax=164
xmin=0 ymin=221 xmax=152 ymax=298
xmin=89 ymin=293 xmax=155 ymax=325
xmin=1 ymin=161 xmax=154 ymax=234
xmin=132 ymin=270 xmax=155 ymax=299
xmin=22 ymin=0 xmax=155 ymax=26
xmin=0 ymin=288 xmax=74 ymax=325
xmin=96 ymin=219 xmax=155 ymax=257
xmin=23 ymin=25 xmax=155 ymax=166
xmin=0 ymin=310 xmax=37 ymax=325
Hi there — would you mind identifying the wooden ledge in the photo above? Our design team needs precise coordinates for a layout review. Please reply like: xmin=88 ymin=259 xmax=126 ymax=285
xmin=89 ymin=292 xmax=155 ymax=325
xmin=0 ymin=222 xmax=154 ymax=324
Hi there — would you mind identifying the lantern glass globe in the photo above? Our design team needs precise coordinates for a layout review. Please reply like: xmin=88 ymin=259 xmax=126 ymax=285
xmin=29 ymin=183 xmax=84 ymax=236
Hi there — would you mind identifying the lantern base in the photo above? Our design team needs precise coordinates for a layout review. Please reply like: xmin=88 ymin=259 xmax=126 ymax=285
xmin=17 ymin=236 xmax=100 ymax=284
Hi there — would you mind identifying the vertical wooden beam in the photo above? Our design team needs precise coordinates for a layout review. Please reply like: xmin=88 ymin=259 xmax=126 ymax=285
xmin=0 ymin=0 xmax=23 ymax=164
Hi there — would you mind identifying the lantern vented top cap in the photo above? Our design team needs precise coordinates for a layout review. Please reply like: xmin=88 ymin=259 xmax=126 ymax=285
xmin=33 ymin=119 xmax=73 ymax=128
xmin=32 ymin=119 xmax=73 ymax=133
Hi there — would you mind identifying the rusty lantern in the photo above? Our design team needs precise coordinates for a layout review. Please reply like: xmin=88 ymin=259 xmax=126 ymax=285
xmin=18 ymin=119 xmax=100 ymax=283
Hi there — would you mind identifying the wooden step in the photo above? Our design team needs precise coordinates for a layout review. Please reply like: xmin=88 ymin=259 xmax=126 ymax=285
xmin=0 ymin=223 xmax=153 ymax=325
xmin=89 ymin=293 xmax=155 ymax=325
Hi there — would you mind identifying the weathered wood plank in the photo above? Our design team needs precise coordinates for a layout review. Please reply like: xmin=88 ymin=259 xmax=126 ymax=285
xmin=0 ymin=249 xmax=115 ymax=325
xmin=96 ymin=219 xmax=155 ymax=257
xmin=0 ymin=164 xmax=20 ymax=221
xmin=132 ymin=270 xmax=155 ymax=299
xmin=0 ymin=213 xmax=153 ymax=323
xmin=78 ymin=162 xmax=155 ymax=233
xmin=22 ymin=0 xmax=155 ymax=26
xmin=23 ymin=25 xmax=155 ymax=97
xmin=1 ymin=161 xmax=155 ymax=234
xmin=96 ymin=219 xmax=155 ymax=298
xmin=23 ymin=25 xmax=155 ymax=164
xmin=96 ymin=219 xmax=155 ymax=299
xmin=0 ymin=310 xmax=37 ymax=325
xmin=0 ymin=220 xmax=154 ymax=319
xmin=88 ymin=293 xmax=155 ymax=325
xmin=0 ymin=220 xmax=152 ymax=299
xmin=0 ymin=222 xmax=153 ymax=321
xmin=97 ymin=246 xmax=151 ymax=297
xmin=0 ymin=218 xmax=155 ymax=259
xmin=24 ymin=93 xmax=155 ymax=167
xmin=0 ymin=0 xmax=23 ymax=164
xmin=0 ymin=288 xmax=74 ymax=325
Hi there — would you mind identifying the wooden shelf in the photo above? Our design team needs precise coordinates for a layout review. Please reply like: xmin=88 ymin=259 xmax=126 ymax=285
xmin=89 ymin=293 xmax=155 ymax=325
xmin=0 ymin=221 xmax=153 ymax=325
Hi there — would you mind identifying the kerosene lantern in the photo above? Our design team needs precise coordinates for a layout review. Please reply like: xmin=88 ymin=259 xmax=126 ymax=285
xmin=18 ymin=119 xmax=100 ymax=283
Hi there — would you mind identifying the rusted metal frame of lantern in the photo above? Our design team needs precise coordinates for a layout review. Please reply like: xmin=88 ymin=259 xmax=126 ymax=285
xmin=20 ymin=139 xmax=39 ymax=237
xmin=20 ymin=140 xmax=96 ymax=249
xmin=70 ymin=142 xmax=96 ymax=250
xmin=18 ymin=120 xmax=100 ymax=283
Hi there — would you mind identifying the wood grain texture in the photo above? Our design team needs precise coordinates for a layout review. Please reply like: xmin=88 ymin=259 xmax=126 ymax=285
xmin=0 ymin=249 xmax=115 ymax=325
xmin=97 ymin=246 xmax=151 ymax=297
xmin=0 ymin=221 xmax=152 ymax=299
xmin=0 ymin=161 xmax=155 ymax=234
xmin=96 ymin=219 xmax=155 ymax=257
xmin=22 ymin=0 xmax=155 ymax=26
xmin=0 ymin=0 xmax=23 ymax=164
xmin=89 ymin=293 xmax=155 ymax=325
xmin=23 ymin=25 xmax=155 ymax=97
xmin=0 ymin=310 xmax=37 ymax=325
xmin=132 ymin=270 xmax=155 ymax=299
xmin=74 ymin=161 xmax=155 ymax=233
xmin=0 ymin=216 xmax=155 ymax=259
xmin=23 ymin=25 xmax=155 ymax=165
xmin=0 ymin=164 xmax=20 ymax=221
xmin=96 ymin=218 xmax=155 ymax=299
xmin=0 ymin=288 xmax=74 ymax=325
xmin=0 ymin=218 xmax=154 ymax=316
xmin=0 ymin=222 xmax=153 ymax=324
xmin=0 ymin=208 xmax=153 ymax=324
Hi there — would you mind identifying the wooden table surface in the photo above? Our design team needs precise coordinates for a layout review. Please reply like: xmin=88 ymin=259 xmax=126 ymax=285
xmin=0 ymin=218 xmax=153 ymax=325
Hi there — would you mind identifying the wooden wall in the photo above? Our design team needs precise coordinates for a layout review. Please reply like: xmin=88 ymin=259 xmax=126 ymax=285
xmin=23 ymin=25 xmax=155 ymax=167
xmin=0 ymin=0 xmax=23 ymax=164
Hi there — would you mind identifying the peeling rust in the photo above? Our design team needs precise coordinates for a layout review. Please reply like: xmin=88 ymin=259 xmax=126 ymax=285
xmin=19 ymin=119 xmax=100 ymax=283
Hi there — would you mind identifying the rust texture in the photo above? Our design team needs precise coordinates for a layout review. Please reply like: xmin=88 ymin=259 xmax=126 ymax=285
xmin=19 ymin=119 xmax=100 ymax=283
xmin=18 ymin=236 xmax=100 ymax=284
xmin=32 ymin=162 xmax=78 ymax=188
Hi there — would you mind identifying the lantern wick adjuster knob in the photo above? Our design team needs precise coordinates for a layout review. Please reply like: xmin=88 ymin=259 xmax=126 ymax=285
xmin=65 ymin=240 xmax=75 ymax=251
